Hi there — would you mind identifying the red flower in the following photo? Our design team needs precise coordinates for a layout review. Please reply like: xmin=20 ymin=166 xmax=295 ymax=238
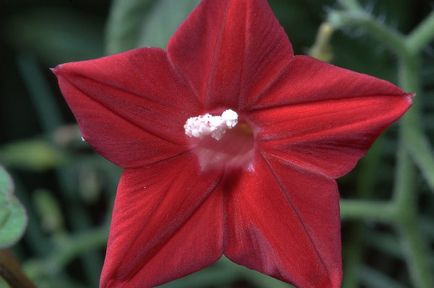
xmin=53 ymin=0 xmax=411 ymax=287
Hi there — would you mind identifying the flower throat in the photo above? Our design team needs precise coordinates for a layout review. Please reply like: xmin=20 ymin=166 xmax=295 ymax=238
xmin=184 ymin=109 xmax=254 ymax=172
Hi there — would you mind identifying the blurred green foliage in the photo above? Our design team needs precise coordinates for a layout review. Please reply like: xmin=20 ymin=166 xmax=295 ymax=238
xmin=106 ymin=0 xmax=200 ymax=54
xmin=0 ymin=166 xmax=27 ymax=249
xmin=0 ymin=140 xmax=67 ymax=171
xmin=1 ymin=0 xmax=434 ymax=287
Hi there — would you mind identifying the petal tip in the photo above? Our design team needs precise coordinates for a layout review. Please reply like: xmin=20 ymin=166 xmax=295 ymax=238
xmin=50 ymin=64 xmax=64 ymax=76
xmin=400 ymin=92 xmax=415 ymax=109
xmin=406 ymin=92 xmax=416 ymax=103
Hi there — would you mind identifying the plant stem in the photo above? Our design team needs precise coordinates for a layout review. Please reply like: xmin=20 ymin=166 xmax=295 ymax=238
xmin=0 ymin=250 xmax=35 ymax=288
xmin=366 ymin=232 xmax=402 ymax=258
xmin=29 ymin=226 xmax=108 ymax=279
xmin=49 ymin=226 xmax=108 ymax=270
xmin=329 ymin=2 xmax=434 ymax=193
xmin=328 ymin=10 xmax=407 ymax=58
xmin=398 ymin=51 xmax=434 ymax=193
xmin=342 ymin=140 xmax=384 ymax=288
xmin=403 ymin=126 xmax=434 ymax=192
xmin=328 ymin=6 xmax=434 ymax=287
xmin=394 ymin=54 xmax=434 ymax=288
xmin=340 ymin=200 xmax=394 ymax=222
xmin=407 ymin=10 xmax=434 ymax=53
xmin=396 ymin=210 xmax=433 ymax=288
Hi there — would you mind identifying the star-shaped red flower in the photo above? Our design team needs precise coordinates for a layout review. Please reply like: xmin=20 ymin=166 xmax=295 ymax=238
xmin=53 ymin=0 xmax=411 ymax=287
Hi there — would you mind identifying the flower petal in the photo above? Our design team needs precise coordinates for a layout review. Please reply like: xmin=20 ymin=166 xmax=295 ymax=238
xmin=54 ymin=48 xmax=199 ymax=168
xmin=224 ymin=153 xmax=341 ymax=288
xmin=101 ymin=153 xmax=223 ymax=288
xmin=250 ymin=55 xmax=408 ymax=109
xmin=250 ymin=56 xmax=412 ymax=178
xmin=167 ymin=0 xmax=293 ymax=109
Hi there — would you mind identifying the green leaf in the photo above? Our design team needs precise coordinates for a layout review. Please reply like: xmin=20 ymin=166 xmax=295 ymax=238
xmin=105 ymin=0 xmax=154 ymax=54
xmin=136 ymin=0 xmax=199 ymax=48
xmin=106 ymin=0 xmax=199 ymax=54
xmin=0 ymin=166 xmax=27 ymax=249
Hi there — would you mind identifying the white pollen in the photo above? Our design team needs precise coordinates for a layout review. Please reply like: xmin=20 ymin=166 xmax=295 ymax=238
xmin=184 ymin=109 xmax=238 ymax=140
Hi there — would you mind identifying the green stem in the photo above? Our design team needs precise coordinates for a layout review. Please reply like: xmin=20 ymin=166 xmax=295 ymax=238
xmin=396 ymin=211 xmax=433 ymax=288
xmin=402 ymin=126 xmax=434 ymax=192
xmin=0 ymin=250 xmax=35 ymax=288
xmin=397 ymin=51 xmax=434 ymax=193
xmin=366 ymin=232 xmax=402 ymax=259
xmin=343 ymin=141 xmax=385 ymax=288
xmin=42 ymin=226 xmax=108 ymax=273
xmin=393 ymin=143 xmax=417 ymax=209
xmin=394 ymin=53 xmax=420 ymax=206
xmin=329 ymin=5 xmax=434 ymax=193
xmin=343 ymin=225 xmax=364 ymax=288
xmin=328 ymin=10 xmax=407 ymax=58
xmin=340 ymin=200 xmax=394 ymax=222
xmin=328 ymin=7 xmax=434 ymax=286
xmin=407 ymin=10 xmax=434 ymax=53
xmin=54 ymin=227 xmax=108 ymax=269
xmin=394 ymin=53 xmax=434 ymax=288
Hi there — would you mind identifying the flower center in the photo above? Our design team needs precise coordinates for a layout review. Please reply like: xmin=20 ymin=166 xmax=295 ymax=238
xmin=184 ymin=109 xmax=255 ymax=172
xmin=184 ymin=109 xmax=238 ymax=140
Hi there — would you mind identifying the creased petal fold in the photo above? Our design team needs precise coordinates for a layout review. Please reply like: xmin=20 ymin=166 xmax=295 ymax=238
xmin=54 ymin=48 xmax=199 ymax=168
xmin=101 ymin=153 xmax=223 ymax=288
xmin=250 ymin=56 xmax=412 ymax=178
xmin=167 ymin=0 xmax=293 ymax=109
xmin=224 ymin=153 xmax=342 ymax=288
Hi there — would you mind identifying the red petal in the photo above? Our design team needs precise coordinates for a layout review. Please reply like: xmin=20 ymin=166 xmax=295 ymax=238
xmin=54 ymin=48 xmax=199 ymax=168
xmin=250 ymin=56 xmax=412 ymax=178
xmin=100 ymin=153 xmax=223 ymax=287
xmin=249 ymin=55 xmax=407 ymax=110
xmin=224 ymin=153 xmax=342 ymax=288
xmin=167 ymin=0 xmax=293 ymax=110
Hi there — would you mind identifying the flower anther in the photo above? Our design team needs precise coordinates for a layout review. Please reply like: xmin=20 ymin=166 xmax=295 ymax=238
xmin=184 ymin=109 xmax=255 ymax=172
xmin=184 ymin=109 xmax=238 ymax=140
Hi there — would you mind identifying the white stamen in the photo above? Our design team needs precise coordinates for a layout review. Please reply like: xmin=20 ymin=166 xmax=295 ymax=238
xmin=184 ymin=109 xmax=238 ymax=140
